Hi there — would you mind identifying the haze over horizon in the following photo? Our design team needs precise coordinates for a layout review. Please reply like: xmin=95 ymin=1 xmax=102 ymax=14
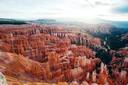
xmin=0 ymin=0 xmax=128 ymax=28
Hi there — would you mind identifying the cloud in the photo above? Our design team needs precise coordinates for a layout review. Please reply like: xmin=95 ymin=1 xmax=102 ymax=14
xmin=95 ymin=1 xmax=113 ymax=6
xmin=113 ymin=5 xmax=128 ymax=13
xmin=0 ymin=0 xmax=127 ymax=22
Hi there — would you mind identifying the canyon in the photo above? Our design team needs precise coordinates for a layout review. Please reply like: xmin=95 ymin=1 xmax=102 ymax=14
xmin=0 ymin=24 xmax=127 ymax=85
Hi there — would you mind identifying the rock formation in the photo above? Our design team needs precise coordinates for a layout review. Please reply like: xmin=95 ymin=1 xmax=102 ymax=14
xmin=0 ymin=24 xmax=127 ymax=85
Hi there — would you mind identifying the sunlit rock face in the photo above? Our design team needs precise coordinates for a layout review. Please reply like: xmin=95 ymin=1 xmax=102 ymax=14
xmin=0 ymin=24 xmax=127 ymax=85
xmin=0 ymin=24 xmax=101 ymax=63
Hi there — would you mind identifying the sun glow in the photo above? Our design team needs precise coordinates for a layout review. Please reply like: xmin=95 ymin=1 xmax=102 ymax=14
xmin=0 ymin=0 xmax=127 ymax=21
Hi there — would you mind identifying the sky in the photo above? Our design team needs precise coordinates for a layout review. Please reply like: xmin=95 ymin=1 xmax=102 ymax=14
xmin=0 ymin=0 xmax=128 ymax=23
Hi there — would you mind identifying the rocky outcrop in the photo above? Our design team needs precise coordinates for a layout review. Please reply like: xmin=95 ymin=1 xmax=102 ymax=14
xmin=0 ymin=72 xmax=8 ymax=85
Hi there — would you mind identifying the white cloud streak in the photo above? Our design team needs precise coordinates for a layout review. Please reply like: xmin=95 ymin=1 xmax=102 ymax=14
xmin=0 ymin=0 xmax=127 ymax=21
